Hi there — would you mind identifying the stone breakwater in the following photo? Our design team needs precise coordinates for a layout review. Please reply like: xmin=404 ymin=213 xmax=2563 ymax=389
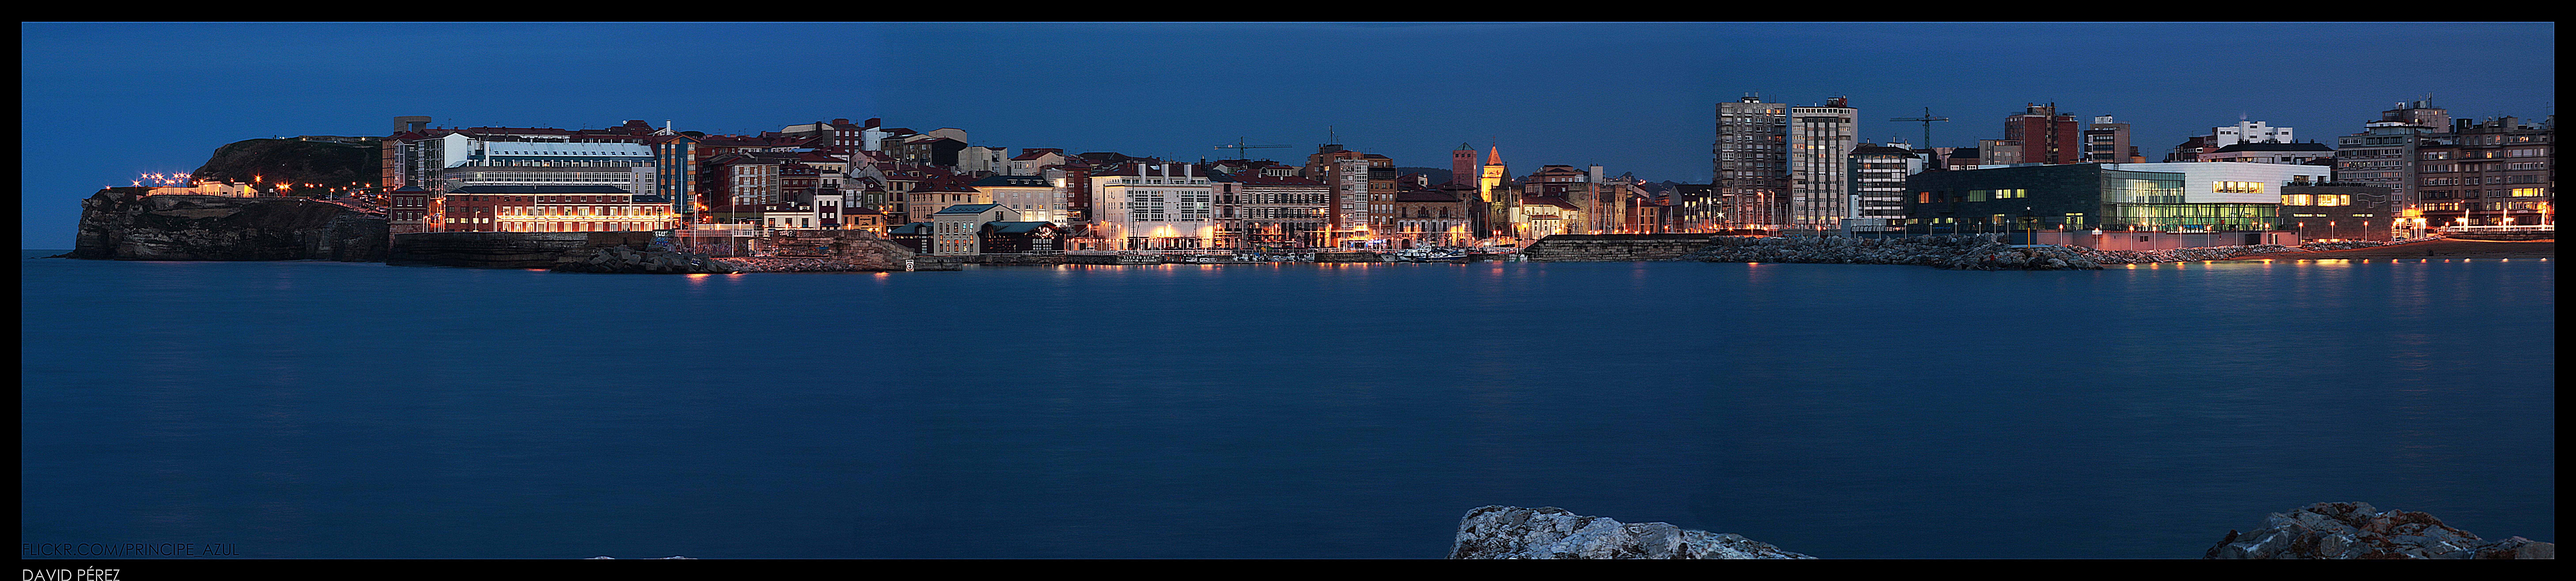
xmin=2074 ymin=236 xmax=2442 ymax=264
xmin=2206 ymin=502 xmax=2554 ymax=559
xmin=1681 ymin=234 xmax=2102 ymax=270
xmin=1449 ymin=506 xmax=1813 ymax=559
xmin=549 ymin=246 xmax=734 ymax=274
xmin=1678 ymin=234 xmax=2447 ymax=270
xmin=708 ymin=257 xmax=873 ymax=273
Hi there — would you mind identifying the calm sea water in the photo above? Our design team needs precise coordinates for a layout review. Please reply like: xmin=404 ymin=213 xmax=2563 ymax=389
xmin=19 ymin=250 xmax=2555 ymax=558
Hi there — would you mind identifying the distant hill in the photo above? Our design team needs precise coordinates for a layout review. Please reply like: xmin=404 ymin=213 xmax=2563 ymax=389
xmin=191 ymin=138 xmax=380 ymax=190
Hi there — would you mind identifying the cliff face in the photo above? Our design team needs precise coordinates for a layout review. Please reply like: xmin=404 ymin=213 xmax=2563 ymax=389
xmin=71 ymin=188 xmax=387 ymax=261
xmin=191 ymin=138 xmax=380 ymax=191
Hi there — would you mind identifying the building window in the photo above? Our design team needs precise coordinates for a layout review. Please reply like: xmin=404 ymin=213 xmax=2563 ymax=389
xmin=2214 ymin=181 xmax=2266 ymax=194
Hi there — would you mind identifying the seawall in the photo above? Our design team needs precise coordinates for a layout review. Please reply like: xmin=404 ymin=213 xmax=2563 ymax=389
xmin=388 ymin=231 xmax=655 ymax=269
xmin=1520 ymin=234 xmax=1719 ymax=262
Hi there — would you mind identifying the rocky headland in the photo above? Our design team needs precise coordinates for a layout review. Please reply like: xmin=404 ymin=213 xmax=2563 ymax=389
xmin=1449 ymin=506 xmax=1813 ymax=559
xmin=2206 ymin=502 xmax=2554 ymax=559
xmin=70 ymin=188 xmax=387 ymax=261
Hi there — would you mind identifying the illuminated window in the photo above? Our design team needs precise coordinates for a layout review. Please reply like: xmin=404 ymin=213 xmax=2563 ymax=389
xmin=1968 ymin=190 xmax=1989 ymax=202
xmin=2510 ymin=188 xmax=2544 ymax=197
xmin=2215 ymin=181 xmax=2265 ymax=194
xmin=2280 ymin=194 xmax=2313 ymax=206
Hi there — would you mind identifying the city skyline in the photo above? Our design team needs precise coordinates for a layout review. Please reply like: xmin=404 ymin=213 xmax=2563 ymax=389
xmin=20 ymin=22 xmax=2556 ymax=247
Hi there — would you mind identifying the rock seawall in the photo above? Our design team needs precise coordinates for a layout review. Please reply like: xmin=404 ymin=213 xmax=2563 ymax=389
xmin=1522 ymin=234 xmax=1719 ymax=262
xmin=1682 ymin=234 xmax=2101 ymax=270
xmin=71 ymin=188 xmax=387 ymax=261
xmin=1449 ymin=506 xmax=1812 ymax=559
xmin=2206 ymin=502 xmax=2553 ymax=559
xmin=388 ymin=232 xmax=653 ymax=269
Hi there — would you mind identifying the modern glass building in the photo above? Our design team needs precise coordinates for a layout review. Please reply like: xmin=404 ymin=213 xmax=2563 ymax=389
xmin=1900 ymin=164 xmax=2281 ymax=234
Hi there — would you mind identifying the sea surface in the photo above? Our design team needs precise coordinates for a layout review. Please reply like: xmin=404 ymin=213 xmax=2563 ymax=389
xmin=19 ymin=250 xmax=2556 ymax=558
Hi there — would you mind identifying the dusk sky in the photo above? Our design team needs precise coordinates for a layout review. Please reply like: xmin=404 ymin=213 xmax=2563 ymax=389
xmin=20 ymin=22 xmax=2555 ymax=248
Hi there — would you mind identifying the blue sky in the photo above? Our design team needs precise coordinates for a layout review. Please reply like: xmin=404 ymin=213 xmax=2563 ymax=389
xmin=20 ymin=22 xmax=2555 ymax=248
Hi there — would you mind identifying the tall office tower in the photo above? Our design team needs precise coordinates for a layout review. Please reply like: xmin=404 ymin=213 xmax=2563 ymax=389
xmin=1714 ymin=95 xmax=1788 ymax=229
xmin=2082 ymin=115 xmax=2135 ymax=163
xmin=2004 ymin=103 xmax=2081 ymax=165
xmin=1788 ymin=97 xmax=1858 ymax=230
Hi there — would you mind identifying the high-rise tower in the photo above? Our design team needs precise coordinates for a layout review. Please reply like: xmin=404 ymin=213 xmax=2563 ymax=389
xmin=1787 ymin=97 xmax=1858 ymax=230
xmin=1715 ymin=95 xmax=1788 ymax=229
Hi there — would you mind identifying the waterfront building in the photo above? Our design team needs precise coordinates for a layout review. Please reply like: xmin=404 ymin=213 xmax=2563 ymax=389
xmin=2093 ymin=162 xmax=2328 ymax=203
xmin=388 ymin=185 xmax=433 ymax=235
xmin=885 ymin=222 xmax=930 ymax=253
xmin=929 ymin=203 xmax=1021 ymax=255
xmin=903 ymin=175 xmax=991 ymax=224
xmin=2413 ymin=115 xmax=2555 ymax=228
xmin=1391 ymin=189 xmax=1471 ymax=246
xmin=969 ymin=175 xmax=1063 ymax=225
xmin=1849 ymin=144 xmax=1924 ymax=232
xmin=2278 ymin=182 xmax=2394 ymax=241
xmin=2335 ymin=100 xmax=2449 ymax=219
xmin=1510 ymin=194 xmax=1582 ymax=240
xmin=1303 ymin=145 xmax=1393 ymax=246
xmin=1714 ymin=96 xmax=1788 ymax=230
xmin=438 ymin=185 xmax=679 ymax=233
xmin=1788 ymin=97 xmax=1859 ymax=230
xmin=1091 ymin=163 xmax=1216 ymax=250
xmin=1672 ymin=183 xmax=1720 ymax=232
xmin=1217 ymin=174 xmax=1329 ymax=249
xmin=1900 ymin=164 xmax=2284 ymax=234
xmin=1521 ymin=165 xmax=1622 ymax=235
xmin=977 ymin=222 xmax=1067 ymax=253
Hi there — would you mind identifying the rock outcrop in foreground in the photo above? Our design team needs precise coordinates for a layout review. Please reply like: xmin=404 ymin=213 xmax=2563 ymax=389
xmin=72 ymin=188 xmax=386 ymax=261
xmin=2206 ymin=502 xmax=2554 ymax=559
xmin=1450 ymin=506 xmax=1812 ymax=559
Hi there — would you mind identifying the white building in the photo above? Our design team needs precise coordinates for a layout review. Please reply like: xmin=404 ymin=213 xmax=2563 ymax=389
xmin=1788 ymin=98 xmax=1858 ymax=229
xmin=2098 ymin=162 xmax=2328 ymax=203
xmin=1090 ymin=163 xmax=1215 ymax=250
xmin=928 ymin=203 xmax=1021 ymax=255
xmin=2212 ymin=120 xmax=2293 ymax=147
xmin=433 ymin=134 xmax=657 ymax=194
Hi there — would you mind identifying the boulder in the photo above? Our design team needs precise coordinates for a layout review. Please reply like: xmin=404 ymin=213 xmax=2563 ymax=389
xmin=1449 ymin=506 xmax=1812 ymax=559
xmin=2205 ymin=502 xmax=2554 ymax=559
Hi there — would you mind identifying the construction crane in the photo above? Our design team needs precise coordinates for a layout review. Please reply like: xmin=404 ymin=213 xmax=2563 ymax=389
xmin=1889 ymin=107 xmax=1951 ymax=150
xmin=1214 ymin=137 xmax=1292 ymax=161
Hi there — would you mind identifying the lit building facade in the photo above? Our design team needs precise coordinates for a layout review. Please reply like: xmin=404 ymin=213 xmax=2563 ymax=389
xmin=1090 ymin=163 xmax=1216 ymax=250
xmin=1714 ymin=96 xmax=1788 ymax=229
xmin=1788 ymin=97 xmax=1858 ymax=230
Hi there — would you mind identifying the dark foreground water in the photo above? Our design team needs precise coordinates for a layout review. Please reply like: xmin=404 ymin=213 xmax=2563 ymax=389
xmin=19 ymin=250 xmax=2555 ymax=558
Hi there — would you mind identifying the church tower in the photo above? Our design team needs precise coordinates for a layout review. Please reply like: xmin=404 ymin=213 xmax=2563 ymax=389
xmin=1479 ymin=146 xmax=1507 ymax=202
